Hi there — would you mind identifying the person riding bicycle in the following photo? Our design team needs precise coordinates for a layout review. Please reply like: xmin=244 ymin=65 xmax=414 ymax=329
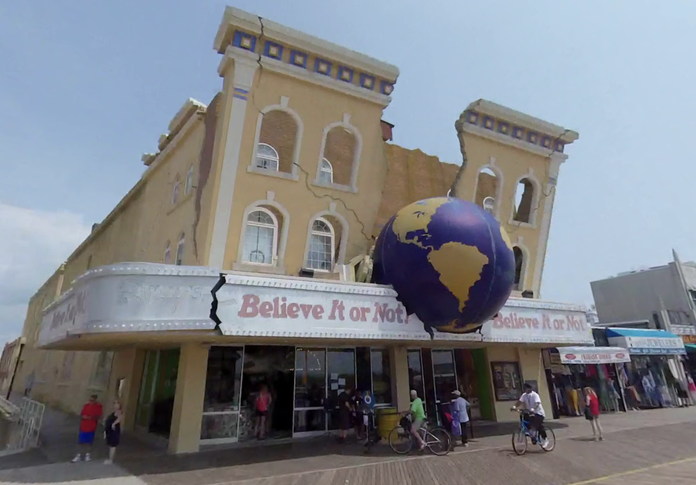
xmin=511 ymin=383 xmax=549 ymax=448
xmin=405 ymin=389 xmax=426 ymax=450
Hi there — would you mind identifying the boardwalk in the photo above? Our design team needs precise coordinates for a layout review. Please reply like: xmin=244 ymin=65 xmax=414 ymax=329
xmin=0 ymin=407 xmax=695 ymax=484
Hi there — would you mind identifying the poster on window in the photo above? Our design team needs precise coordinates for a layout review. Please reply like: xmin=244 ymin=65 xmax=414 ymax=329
xmin=490 ymin=361 xmax=522 ymax=402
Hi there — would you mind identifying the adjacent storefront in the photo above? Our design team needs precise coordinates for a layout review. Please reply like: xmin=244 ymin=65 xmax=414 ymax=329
xmin=542 ymin=347 xmax=630 ymax=418
xmin=605 ymin=328 xmax=688 ymax=409
xmin=37 ymin=263 xmax=594 ymax=452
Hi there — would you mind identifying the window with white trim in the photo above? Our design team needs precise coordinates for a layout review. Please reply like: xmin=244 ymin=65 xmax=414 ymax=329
xmin=256 ymin=143 xmax=279 ymax=171
xmin=243 ymin=209 xmax=278 ymax=265
xmin=176 ymin=233 xmax=185 ymax=266
xmin=321 ymin=126 xmax=357 ymax=186
xmin=172 ymin=178 xmax=180 ymax=205
xmin=318 ymin=158 xmax=333 ymax=184
xmin=185 ymin=166 xmax=194 ymax=194
xmin=483 ymin=196 xmax=495 ymax=214
xmin=513 ymin=178 xmax=535 ymax=223
xmin=306 ymin=217 xmax=335 ymax=271
xmin=164 ymin=241 xmax=171 ymax=264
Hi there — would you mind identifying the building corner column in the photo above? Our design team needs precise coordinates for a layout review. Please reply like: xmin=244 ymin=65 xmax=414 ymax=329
xmin=168 ymin=343 xmax=209 ymax=454
xmin=389 ymin=346 xmax=410 ymax=412
xmin=207 ymin=55 xmax=259 ymax=269
xmin=108 ymin=348 xmax=145 ymax=433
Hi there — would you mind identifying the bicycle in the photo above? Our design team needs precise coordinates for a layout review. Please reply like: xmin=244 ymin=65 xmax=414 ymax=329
xmin=511 ymin=409 xmax=556 ymax=455
xmin=388 ymin=416 xmax=451 ymax=456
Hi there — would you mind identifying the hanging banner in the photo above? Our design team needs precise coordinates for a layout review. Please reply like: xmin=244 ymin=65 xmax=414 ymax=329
xmin=551 ymin=347 xmax=631 ymax=365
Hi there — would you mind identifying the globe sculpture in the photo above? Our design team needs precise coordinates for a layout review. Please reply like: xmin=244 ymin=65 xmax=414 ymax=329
xmin=372 ymin=196 xmax=515 ymax=336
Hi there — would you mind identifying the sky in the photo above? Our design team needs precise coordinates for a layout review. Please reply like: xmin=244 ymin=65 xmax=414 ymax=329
xmin=2 ymin=0 xmax=696 ymax=343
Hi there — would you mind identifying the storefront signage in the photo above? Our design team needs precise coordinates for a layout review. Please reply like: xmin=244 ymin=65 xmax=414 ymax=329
xmin=38 ymin=263 xmax=220 ymax=347
xmin=215 ymin=273 xmax=480 ymax=341
xmin=608 ymin=335 xmax=686 ymax=355
xmin=681 ymin=335 xmax=696 ymax=345
xmin=550 ymin=347 xmax=631 ymax=365
xmin=481 ymin=306 xmax=593 ymax=344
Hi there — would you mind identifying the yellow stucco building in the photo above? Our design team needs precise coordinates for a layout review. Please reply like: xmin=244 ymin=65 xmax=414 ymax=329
xmin=14 ymin=7 xmax=591 ymax=454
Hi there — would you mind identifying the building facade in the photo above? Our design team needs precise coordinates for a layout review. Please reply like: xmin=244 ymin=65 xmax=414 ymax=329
xmin=14 ymin=7 xmax=586 ymax=454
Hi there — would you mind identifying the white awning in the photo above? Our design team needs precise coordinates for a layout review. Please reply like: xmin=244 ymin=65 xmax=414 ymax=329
xmin=551 ymin=347 xmax=631 ymax=365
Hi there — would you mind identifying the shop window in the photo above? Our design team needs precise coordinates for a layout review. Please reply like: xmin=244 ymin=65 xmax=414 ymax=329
xmin=185 ymin=166 xmax=194 ymax=194
xmin=172 ymin=177 xmax=180 ymax=205
xmin=89 ymin=351 xmax=113 ymax=390
xmin=175 ymin=233 xmax=185 ymax=266
xmin=163 ymin=241 xmax=171 ymax=264
xmin=320 ymin=125 xmax=358 ymax=187
xmin=513 ymin=178 xmax=535 ymax=223
xmin=256 ymin=110 xmax=298 ymax=174
xmin=490 ymin=361 xmax=522 ymax=401
xmin=294 ymin=348 xmax=327 ymax=434
xmin=243 ymin=208 xmax=279 ymax=265
xmin=371 ymin=348 xmax=392 ymax=405
xmin=407 ymin=349 xmax=425 ymax=406
xmin=432 ymin=350 xmax=457 ymax=405
xmin=255 ymin=143 xmax=279 ymax=171
xmin=356 ymin=347 xmax=373 ymax=393
xmin=513 ymin=246 xmax=524 ymax=291
xmin=318 ymin=158 xmax=333 ymax=184
xmin=474 ymin=167 xmax=499 ymax=213
xmin=201 ymin=346 xmax=244 ymax=442
xmin=306 ymin=218 xmax=335 ymax=271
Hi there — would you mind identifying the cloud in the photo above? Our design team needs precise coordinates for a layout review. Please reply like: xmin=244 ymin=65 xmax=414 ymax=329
xmin=0 ymin=202 xmax=90 ymax=344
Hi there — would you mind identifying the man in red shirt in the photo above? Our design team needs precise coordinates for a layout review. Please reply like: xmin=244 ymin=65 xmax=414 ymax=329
xmin=72 ymin=394 xmax=103 ymax=462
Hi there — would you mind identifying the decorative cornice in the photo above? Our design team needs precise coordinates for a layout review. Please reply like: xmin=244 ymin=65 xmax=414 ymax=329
xmin=467 ymin=99 xmax=579 ymax=143
xmin=168 ymin=98 xmax=207 ymax=133
xmin=462 ymin=122 xmax=569 ymax=160
xmin=214 ymin=7 xmax=399 ymax=81
xmin=142 ymin=111 xmax=205 ymax=174
xmin=218 ymin=47 xmax=392 ymax=107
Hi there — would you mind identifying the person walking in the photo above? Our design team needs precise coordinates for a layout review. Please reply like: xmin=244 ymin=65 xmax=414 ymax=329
xmin=103 ymin=400 xmax=122 ymax=465
xmin=255 ymin=384 xmax=272 ymax=440
xmin=584 ymin=387 xmax=604 ymax=441
xmin=451 ymin=390 xmax=470 ymax=447
xmin=71 ymin=394 xmax=103 ymax=462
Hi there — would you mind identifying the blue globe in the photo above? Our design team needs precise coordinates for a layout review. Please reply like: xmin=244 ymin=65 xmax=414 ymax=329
xmin=372 ymin=197 xmax=515 ymax=335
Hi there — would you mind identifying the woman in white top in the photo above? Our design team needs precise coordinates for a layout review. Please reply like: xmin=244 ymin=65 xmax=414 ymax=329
xmin=451 ymin=390 xmax=470 ymax=446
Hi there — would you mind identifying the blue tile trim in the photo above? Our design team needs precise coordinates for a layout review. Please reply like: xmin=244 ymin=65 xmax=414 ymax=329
xmin=497 ymin=121 xmax=510 ymax=135
xmin=314 ymin=58 xmax=332 ymax=76
xmin=512 ymin=126 xmax=524 ymax=139
xmin=380 ymin=80 xmax=394 ymax=95
xmin=233 ymin=87 xmax=249 ymax=94
xmin=482 ymin=116 xmax=495 ymax=130
xmin=466 ymin=111 xmax=479 ymax=124
xmin=541 ymin=135 xmax=552 ymax=149
xmin=232 ymin=30 xmax=256 ymax=52
xmin=555 ymin=141 xmax=565 ymax=152
xmin=233 ymin=94 xmax=248 ymax=101
xmin=360 ymin=73 xmax=375 ymax=90
xmin=526 ymin=131 xmax=539 ymax=144
xmin=264 ymin=41 xmax=284 ymax=60
xmin=289 ymin=50 xmax=307 ymax=69
xmin=337 ymin=66 xmax=354 ymax=83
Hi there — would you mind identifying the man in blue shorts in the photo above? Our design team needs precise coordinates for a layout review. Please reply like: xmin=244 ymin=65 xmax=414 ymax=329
xmin=72 ymin=394 xmax=103 ymax=462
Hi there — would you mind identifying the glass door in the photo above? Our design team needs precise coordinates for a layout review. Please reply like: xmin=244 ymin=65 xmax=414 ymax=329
xmin=200 ymin=346 xmax=244 ymax=444
xmin=407 ymin=349 xmax=426 ymax=410
xmin=293 ymin=348 xmax=327 ymax=437
xmin=327 ymin=348 xmax=356 ymax=430
xmin=432 ymin=349 xmax=458 ymax=425
xmin=135 ymin=350 xmax=160 ymax=430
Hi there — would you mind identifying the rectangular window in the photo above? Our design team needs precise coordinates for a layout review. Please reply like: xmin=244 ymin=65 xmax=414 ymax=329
xmin=201 ymin=346 xmax=244 ymax=442
xmin=490 ymin=361 xmax=522 ymax=402
xmin=370 ymin=348 xmax=392 ymax=405
xmin=89 ymin=351 xmax=113 ymax=389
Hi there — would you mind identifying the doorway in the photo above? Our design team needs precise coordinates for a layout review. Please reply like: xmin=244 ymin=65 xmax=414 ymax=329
xmin=135 ymin=349 xmax=180 ymax=438
xmin=239 ymin=346 xmax=294 ymax=441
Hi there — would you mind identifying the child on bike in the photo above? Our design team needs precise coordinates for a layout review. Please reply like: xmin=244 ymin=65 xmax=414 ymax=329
xmin=511 ymin=383 xmax=549 ymax=448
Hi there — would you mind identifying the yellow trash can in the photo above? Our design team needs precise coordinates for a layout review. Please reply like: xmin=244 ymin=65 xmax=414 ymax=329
xmin=376 ymin=407 xmax=400 ymax=440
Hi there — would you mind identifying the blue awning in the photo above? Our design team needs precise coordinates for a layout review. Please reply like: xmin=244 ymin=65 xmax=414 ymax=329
xmin=605 ymin=328 xmax=685 ymax=355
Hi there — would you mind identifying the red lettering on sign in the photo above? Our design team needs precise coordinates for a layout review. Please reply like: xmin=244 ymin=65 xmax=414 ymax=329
xmin=238 ymin=294 xmax=260 ymax=318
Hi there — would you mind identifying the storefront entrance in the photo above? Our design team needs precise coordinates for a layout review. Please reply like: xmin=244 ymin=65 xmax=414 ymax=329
xmin=135 ymin=349 xmax=180 ymax=439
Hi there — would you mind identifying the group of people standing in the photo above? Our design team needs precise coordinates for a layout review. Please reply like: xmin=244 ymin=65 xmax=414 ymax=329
xmin=71 ymin=394 xmax=122 ymax=464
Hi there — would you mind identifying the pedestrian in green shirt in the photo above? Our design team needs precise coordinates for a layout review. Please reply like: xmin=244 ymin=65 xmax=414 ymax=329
xmin=408 ymin=390 xmax=426 ymax=450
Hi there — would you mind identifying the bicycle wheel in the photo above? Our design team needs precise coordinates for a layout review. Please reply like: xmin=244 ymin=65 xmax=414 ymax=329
xmin=540 ymin=428 xmax=556 ymax=452
xmin=425 ymin=427 xmax=451 ymax=456
xmin=511 ymin=430 xmax=528 ymax=455
xmin=388 ymin=426 xmax=413 ymax=454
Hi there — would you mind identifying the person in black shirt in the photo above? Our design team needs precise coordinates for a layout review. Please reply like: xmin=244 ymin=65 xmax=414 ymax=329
xmin=352 ymin=390 xmax=365 ymax=440
xmin=337 ymin=387 xmax=352 ymax=442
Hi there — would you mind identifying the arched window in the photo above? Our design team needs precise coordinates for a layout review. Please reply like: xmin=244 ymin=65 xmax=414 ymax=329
xmin=306 ymin=217 xmax=335 ymax=271
xmin=175 ymin=233 xmax=185 ymax=266
xmin=474 ymin=167 xmax=499 ymax=214
xmin=243 ymin=209 xmax=278 ymax=265
xmin=256 ymin=143 xmax=279 ymax=171
xmin=185 ymin=166 xmax=194 ymax=194
xmin=321 ymin=125 xmax=358 ymax=186
xmin=513 ymin=178 xmax=535 ymax=223
xmin=318 ymin=158 xmax=333 ymax=184
xmin=172 ymin=178 xmax=180 ymax=205
xmin=483 ymin=196 xmax=495 ymax=214
xmin=513 ymin=246 xmax=524 ymax=291
xmin=164 ymin=241 xmax=171 ymax=264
